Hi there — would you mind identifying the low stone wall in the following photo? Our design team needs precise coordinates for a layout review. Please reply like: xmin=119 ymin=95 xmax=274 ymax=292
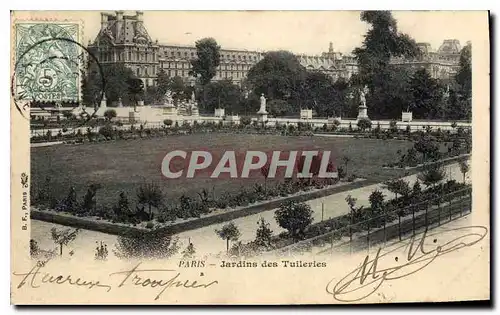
xmin=31 ymin=210 xmax=146 ymax=237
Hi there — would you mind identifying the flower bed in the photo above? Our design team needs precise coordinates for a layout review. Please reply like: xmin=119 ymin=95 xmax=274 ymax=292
xmin=32 ymin=178 xmax=367 ymax=236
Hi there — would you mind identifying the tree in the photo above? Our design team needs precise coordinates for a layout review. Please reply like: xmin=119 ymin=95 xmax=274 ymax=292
xmin=345 ymin=195 xmax=364 ymax=224
xmin=204 ymin=79 xmax=242 ymax=113
xmin=407 ymin=68 xmax=444 ymax=119
xmin=50 ymin=227 xmax=79 ymax=256
xmin=182 ymin=242 xmax=196 ymax=259
xmin=82 ymin=63 xmax=137 ymax=107
xmin=137 ymin=182 xmax=164 ymax=220
xmin=455 ymin=42 xmax=472 ymax=101
xmin=30 ymin=239 xmax=39 ymax=257
xmin=215 ymin=222 xmax=241 ymax=253
xmin=384 ymin=179 xmax=410 ymax=201
xmin=156 ymin=68 xmax=171 ymax=96
xmin=274 ymin=200 xmax=313 ymax=240
xmin=331 ymin=77 xmax=350 ymax=117
xmin=113 ymin=191 xmax=133 ymax=221
xmin=255 ymin=217 xmax=273 ymax=247
xmin=103 ymin=109 xmax=117 ymax=121
xmin=190 ymin=38 xmax=221 ymax=85
xmin=127 ymin=78 xmax=145 ymax=111
xmin=247 ymin=50 xmax=306 ymax=107
xmin=190 ymin=38 xmax=221 ymax=108
xmin=414 ymin=135 xmax=440 ymax=162
xmin=114 ymin=231 xmax=179 ymax=259
xmin=369 ymin=190 xmax=385 ymax=215
xmin=459 ymin=159 xmax=470 ymax=183
xmin=57 ymin=186 xmax=78 ymax=213
xmin=169 ymin=76 xmax=188 ymax=101
xmin=417 ymin=163 xmax=446 ymax=188
xmin=267 ymin=99 xmax=293 ymax=117
xmin=353 ymin=11 xmax=420 ymax=119
xmin=81 ymin=183 xmax=102 ymax=214
xmin=412 ymin=180 xmax=422 ymax=199
xmin=302 ymin=71 xmax=336 ymax=116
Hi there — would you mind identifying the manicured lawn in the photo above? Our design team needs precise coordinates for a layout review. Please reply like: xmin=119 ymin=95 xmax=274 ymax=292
xmin=31 ymin=134 xmax=413 ymax=208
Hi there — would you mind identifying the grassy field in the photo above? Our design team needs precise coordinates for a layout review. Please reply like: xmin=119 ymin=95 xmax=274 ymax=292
xmin=31 ymin=134 xmax=413 ymax=207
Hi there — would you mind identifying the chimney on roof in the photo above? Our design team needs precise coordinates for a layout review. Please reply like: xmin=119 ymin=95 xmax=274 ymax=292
xmin=115 ymin=11 xmax=124 ymax=43
xmin=136 ymin=11 xmax=144 ymax=22
xmin=329 ymin=42 xmax=334 ymax=53
xmin=116 ymin=10 xmax=124 ymax=21
xmin=100 ymin=12 xmax=108 ymax=30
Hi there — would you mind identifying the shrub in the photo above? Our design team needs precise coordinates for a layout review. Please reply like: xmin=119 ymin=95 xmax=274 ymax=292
xmin=357 ymin=118 xmax=372 ymax=131
xmin=215 ymin=222 xmax=241 ymax=252
xmin=114 ymin=231 xmax=179 ymax=259
xmin=240 ymin=116 xmax=251 ymax=126
xmin=389 ymin=120 xmax=398 ymax=133
xmin=274 ymin=201 xmax=313 ymax=240
xmin=145 ymin=221 xmax=154 ymax=229
xmin=98 ymin=124 xmax=114 ymax=139
xmin=104 ymin=109 xmax=117 ymax=121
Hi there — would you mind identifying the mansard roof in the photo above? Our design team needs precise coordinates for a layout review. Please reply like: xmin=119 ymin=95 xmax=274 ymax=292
xmin=94 ymin=12 xmax=153 ymax=46
xmin=437 ymin=39 xmax=461 ymax=55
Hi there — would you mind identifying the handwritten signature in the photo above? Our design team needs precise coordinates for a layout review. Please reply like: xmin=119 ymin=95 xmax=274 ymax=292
xmin=13 ymin=261 xmax=218 ymax=301
xmin=326 ymin=225 xmax=488 ymax=302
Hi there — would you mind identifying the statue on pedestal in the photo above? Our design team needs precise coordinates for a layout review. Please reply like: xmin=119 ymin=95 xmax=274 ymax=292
xmin=359 ymin=85 xmax=369 ymax=107
xmin=163 ymin=90 xmax=174 ymax=107
xmin=357 ymin=85 xmax=369 ymax=120
xmin=189 ymin=91 xmax=199 ymax=116
xmin=257 ymin=93 xmax=268 ymax=114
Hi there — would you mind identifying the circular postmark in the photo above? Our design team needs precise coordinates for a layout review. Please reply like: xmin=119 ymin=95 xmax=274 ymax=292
xmin=12 ymin=23 xmax=105 ymax=128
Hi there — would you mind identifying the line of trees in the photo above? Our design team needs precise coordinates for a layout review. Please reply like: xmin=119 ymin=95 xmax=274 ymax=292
xmin=81 ymin=11 xmax=472 ymax=122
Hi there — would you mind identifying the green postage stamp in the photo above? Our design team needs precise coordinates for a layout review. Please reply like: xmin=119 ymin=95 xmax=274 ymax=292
xmin=14 ymin=21 xmax=82 ymax=104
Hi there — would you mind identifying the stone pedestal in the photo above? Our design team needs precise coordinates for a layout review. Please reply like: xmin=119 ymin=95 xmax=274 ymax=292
xmin=357 ymin=105 xmax=368 ymax=120
xmin=402 ymin=111 xmax=413 ymax=122
xmin=300 ymin=109 xmax=313 ymax=120
xmin=177 ymin=103 xmax=188 ymax=116
xmin=100 ymin=95 xmax=107 ymax=109
xmin=215 ymin=108 xmax=225 ymax=118
xmin=129 ymin=111 xmax=140 ymax=124
xmin=258 ymin=114 xmax=268 ymax=123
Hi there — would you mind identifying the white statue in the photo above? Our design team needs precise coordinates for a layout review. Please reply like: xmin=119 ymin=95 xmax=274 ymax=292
xmin=359 ymin=85 xmax=369 ymax=107
xmin=191 ymin=91 xmax=196 ymax=103
xmin=164 ymin=90 xmax=174 ymax=105
xmin=258 ymin=93 xmax=267 ymax=114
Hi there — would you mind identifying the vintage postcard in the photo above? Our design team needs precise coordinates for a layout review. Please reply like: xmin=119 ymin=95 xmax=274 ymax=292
xmin=10 ymin=10 xmax=490 ymax=304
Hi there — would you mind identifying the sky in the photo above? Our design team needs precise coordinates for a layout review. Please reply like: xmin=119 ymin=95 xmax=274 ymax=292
xmin=57 ymin=11 xmax=478 ymax=55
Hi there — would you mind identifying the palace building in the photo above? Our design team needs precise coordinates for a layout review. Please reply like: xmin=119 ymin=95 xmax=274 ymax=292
xmin=88 ymin=11 xmax=463 ymax=89
xmin=390 ymin=40 xmax=465 ymax=80
xmin=87 ymin=11 xmax=359 ymax=88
